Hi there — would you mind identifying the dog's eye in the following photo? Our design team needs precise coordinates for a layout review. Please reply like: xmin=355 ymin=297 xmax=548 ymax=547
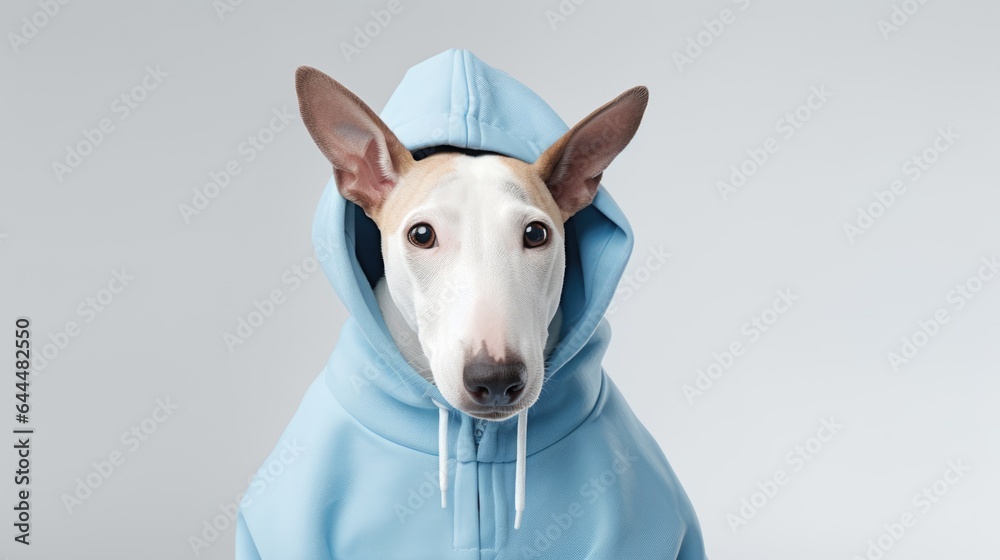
xmin=523 ymin=222 xmax=548 ymax=248
xmin=407 ymin=223 xmax=436 ymax=249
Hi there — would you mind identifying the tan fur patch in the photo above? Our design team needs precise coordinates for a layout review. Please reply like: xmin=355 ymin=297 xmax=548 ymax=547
xmin=374 ymin=153 xmax=565 ymax=245
xmin=496 ymin=158 xmax=566 ymax=229
xmin=375 ymin=152 xmax=461 ymax=234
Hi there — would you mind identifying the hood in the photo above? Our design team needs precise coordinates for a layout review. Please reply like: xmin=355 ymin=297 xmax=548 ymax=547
xmin=312 ymin=48 xmax=635 ymax=527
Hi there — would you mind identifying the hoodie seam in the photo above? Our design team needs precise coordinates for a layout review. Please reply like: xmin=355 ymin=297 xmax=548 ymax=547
xmin=461 ymin=50 xmax=474 ymax=143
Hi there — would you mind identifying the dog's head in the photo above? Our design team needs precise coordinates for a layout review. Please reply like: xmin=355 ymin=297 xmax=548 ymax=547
xmin=296 ymin=66 xmax=646 ymax=420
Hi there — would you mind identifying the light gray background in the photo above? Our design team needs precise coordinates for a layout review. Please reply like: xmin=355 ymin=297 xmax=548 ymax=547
xmin=2 ymin=0 xmax=998 ymax=558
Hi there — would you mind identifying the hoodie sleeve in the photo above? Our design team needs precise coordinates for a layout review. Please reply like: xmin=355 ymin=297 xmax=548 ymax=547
xmin=676 ymin=516 xmax=708 ymax=560
xmin=235 ymin=510 xmax=263 ymax=560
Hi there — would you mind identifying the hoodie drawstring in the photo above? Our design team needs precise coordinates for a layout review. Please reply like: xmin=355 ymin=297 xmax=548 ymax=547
xmin=432 ymin=400 xmax=449 ymax=508
xmin=514 ymin=408 xmax=527 ymax=529
xmin=431 ymin=400 xmax=528 ymax=529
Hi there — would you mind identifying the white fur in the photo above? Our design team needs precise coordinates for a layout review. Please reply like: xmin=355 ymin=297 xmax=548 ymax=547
xmin=377 ymin=156 xmax=564 ymax=420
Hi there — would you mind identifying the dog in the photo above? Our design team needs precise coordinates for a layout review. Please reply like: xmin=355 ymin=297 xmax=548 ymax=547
xmin=295 ymin=66 xmax=645 ymax=422
xmin=236 ymin=50 xmax=705 ymax=559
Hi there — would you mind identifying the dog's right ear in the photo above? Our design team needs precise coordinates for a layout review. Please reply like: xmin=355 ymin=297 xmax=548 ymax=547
xmin=296 ymin=66 xmax=414 ymax=217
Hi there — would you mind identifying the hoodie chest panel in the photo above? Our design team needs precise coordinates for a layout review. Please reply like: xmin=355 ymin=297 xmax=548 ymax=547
xmin=452 ymin=457 xmax=480 ymax=550
xmin=442 ymin=459 xmax=510 ymax=557
xmin=452 ymin=415 xmax=514 ymax=555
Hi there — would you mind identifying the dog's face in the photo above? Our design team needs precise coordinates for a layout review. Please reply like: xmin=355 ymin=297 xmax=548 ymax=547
xmin=378 ymin=153 xmax=566 ymax=420
xmin=296 ymin=66 xmax=646 ymax=420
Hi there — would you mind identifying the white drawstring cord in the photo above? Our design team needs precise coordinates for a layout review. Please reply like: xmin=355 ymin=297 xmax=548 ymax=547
xmin=514 ymin=408 xmax=527 ymax=529
xmin=432 ymin=400 xmax=449 ymax=508
xmin=432 ymin=400 xmax=527 ymax=529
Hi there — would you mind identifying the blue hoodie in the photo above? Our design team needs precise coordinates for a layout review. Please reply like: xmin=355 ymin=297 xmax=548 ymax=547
xmin=236 ymin=49 xmax=706 ymax=560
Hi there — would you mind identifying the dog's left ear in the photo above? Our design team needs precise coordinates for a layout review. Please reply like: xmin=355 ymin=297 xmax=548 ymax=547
xmin=534 ymin=86 xmax=648 ymax=221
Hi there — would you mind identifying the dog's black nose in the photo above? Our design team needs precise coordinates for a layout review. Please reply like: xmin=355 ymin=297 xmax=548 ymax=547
xmin=463 ymin=358 xmax=526 ymax=407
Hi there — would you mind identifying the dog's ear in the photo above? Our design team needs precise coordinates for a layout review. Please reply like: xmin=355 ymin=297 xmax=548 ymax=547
xmin=296 ymin=66 xmax=414 ymax=217
xmin=534 ymin=86 xmax=648 ymax=221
